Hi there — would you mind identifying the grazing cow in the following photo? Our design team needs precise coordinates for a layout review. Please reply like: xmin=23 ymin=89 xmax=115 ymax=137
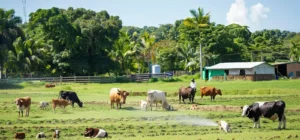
xmin=190 ymin=104 xmax=198 ymax=110
xmin=84 ymin=128 xmax=108 ymax=138
xmin=147 ymin=90 xmax=173 ymax=111
xmin=39 ymin=101 xmax=49 ymax=109
xmin=15 ymin=96 xmax=31 ymax=117
xmin=14 ymin=132 xmax=25 ymax=139
xmin=58 ymin=90 xmax=83 ymax=107
xmin=200 ymin=86 xmax=222 ymax=102
xmin=52 ymin=99 xmax=71 ymax=114
xmin=36 ymin=132 xmax=46 ymax=139
xmin=109 ymin=88 xmax=130 ymax=109
xmin=178 ymin=86 xmax=195 ymax=104
xmin=53 ymin=129 xmax=60 ymax=139
xmin=139 ymin=100 xmax=147 ymax=111
xmin=241 ymin=100 xmax=286 ymax=129
xmin=45 ymin=84 xmax=55 ymax=88
xmin=218 ymin=120 xmax=231 ymax=133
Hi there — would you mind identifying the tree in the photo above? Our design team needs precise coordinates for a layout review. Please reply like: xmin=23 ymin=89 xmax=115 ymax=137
xmin=140 ymin=32 xmax=156 ymax=68
xmin=183 ymin=7 xmax=210 ymax=76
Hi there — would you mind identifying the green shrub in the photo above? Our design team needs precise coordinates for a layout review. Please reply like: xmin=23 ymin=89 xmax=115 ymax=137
xmin=148 ymin=78 xmax=158 ymax=83
xmin=116 ymin=76 xmax=131 ymax=83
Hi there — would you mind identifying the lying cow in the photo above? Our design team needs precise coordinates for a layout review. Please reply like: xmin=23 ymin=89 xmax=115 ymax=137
xmin=58 ymin=90 xmax=83 ymax=107
xmin=190 ymin=104 xmax=198 ymax=110
xmin=52 ymin=99 xmax=71 ymax=114
xmin=140 ymin=100 xmax=147 ymax=111
xmin=15 ymin=96 xmax=31 ymax=117
xmin=200 ymin=86 xmax=222 ymax=102
xmin=45 ymin=84 xmax=55 ymax=88
xmin=109 ymin=88 xmax=130 ymax=109
xmin=178 ymin=86 xmax=195 ymax=104
xmin=84 ymin=128 xmax=108 ymax=138
xmin=36 ymin=132 xmax=46 ymax=139
xmin=14 ymin=132 xmax=25 ymax=139
xmin=147 ymin=90 xmax=173 ymax=111
xmin=39 ymin=101 xmax=49 ymax=109
xmin=218 ymin=120 xmax=231 ymax=133
xmin=241 ymin=100 xmax=286 ymax=129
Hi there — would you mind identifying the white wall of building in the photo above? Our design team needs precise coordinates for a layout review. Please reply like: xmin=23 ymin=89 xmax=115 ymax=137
xmin=253 ymin=63 xmax=275 ymax=74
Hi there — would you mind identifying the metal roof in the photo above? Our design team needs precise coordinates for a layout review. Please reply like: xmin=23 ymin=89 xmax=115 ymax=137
xmin=271 ymin=62 xmax=299 ymax=65
xmin=206 ymin=62 xmax=266 ymax=70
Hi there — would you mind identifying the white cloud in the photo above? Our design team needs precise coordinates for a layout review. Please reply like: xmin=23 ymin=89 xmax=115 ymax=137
xmin=249 ymin=3 xmax=270 ymax=24
xmin=226 ymin=0 xmax=270 ymax=26
xmin=226 ymin=0 xmax=248 ymax=25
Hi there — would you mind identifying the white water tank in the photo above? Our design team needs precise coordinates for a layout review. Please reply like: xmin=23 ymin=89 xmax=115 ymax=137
xmin=152 ymin=64 xmax=161 ymax=74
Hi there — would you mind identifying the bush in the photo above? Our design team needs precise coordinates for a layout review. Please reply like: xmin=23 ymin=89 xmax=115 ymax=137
xmin=116 ymin=76 xmax=131 ymax=83
xmin=148 ymin=78 xmax=158 ymax=83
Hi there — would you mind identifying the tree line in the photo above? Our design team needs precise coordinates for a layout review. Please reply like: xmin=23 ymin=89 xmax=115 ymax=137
xmin=0 ymin=7 xmax=300 ymax=77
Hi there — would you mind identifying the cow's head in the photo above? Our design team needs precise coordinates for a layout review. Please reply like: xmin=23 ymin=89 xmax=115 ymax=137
xmin=15 ymin=98 xmax=23 ymax=106
xmin=216 ymin=89 xmax=222 ymax=96
xmin=118 ymin=89 xmax=130 ymax=104
xmin=241 ymin=105 xmax=252 ymax=117
xmin=84 ymin=128 xmax=94 ymax=137
xmin=78 ymin=101 xmax=83 ymax=107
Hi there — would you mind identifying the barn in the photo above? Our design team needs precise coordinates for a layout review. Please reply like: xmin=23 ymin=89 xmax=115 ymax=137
xmin=272 ymin=62 xmax=300 ymax=79
xmin=202 ymin=62 xmax=275 ymax=81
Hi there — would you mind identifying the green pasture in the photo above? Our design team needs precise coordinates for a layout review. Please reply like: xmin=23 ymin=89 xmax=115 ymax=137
xmin=0 ymin=79 xmax=300 ymax=140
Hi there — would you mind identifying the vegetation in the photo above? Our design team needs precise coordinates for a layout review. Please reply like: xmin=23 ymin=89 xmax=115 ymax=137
xmin=1 ymin=80 xmax=300 ymax=139
xmin=1 ymin=7 xmax=300 ymax=77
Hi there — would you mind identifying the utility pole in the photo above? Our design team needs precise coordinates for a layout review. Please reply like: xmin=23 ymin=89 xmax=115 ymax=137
xmin=199 ymin=31 xmax=203 ymax=79
xmin=22 ymin=0 xmax=27 ymax=23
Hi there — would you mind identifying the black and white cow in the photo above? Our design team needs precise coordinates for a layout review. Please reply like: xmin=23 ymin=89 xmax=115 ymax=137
xmin=241 ymin=100 xmax=286 ymax=129
xmin=58 ymin=90 xmax=83 ymax=107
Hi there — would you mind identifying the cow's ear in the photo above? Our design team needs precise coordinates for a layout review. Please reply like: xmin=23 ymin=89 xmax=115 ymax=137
xmin=240 ymin=106 xmax=243 ymax=109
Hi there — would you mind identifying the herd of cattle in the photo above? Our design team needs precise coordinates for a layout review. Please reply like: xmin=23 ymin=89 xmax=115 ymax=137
xmin=12 ymin=85 xmax=287 ymax=139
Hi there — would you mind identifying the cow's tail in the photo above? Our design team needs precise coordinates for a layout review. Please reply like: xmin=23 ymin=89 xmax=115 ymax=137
xmin=281 ymin=100 xmax=286 ymax=109
xmin=178 ymin=89 xmax=181 ymax=102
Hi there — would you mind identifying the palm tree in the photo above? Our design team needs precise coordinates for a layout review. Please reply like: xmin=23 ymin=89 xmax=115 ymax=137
xmin=289 ymin=41 xmax=300 ymax=62
xmin=183 ymin=7 xmax=210 ymax=76
xmin=5 ymin=37 xmax=44 ymax=77
xmin=0 ymin=9 xmax=24 ymax=77
xmin=177 ymin=42 xmax=199 ymax=72
xmin=140 ymin=32 xmax=156 ymax=71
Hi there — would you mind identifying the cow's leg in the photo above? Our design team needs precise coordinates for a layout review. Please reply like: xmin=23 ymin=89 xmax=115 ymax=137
xmin=156 ymin=103 xmax=158 ymax=110
xmin=119 ymin=103 xmax=122 ymax=109
xmin=150 ymin=103 xmax=152 ymax=111
xmin=210 ymin=96 xmax=213 ymax=102
xmin=53 ymin=106 xmax=56 ymax=114
xmin=213 ymin=96 xmax=216 ymax=102
xmin=252 ymin=118 xmax=256 ymax=128
xmin=27 ymin=107 xmax=30 ymax=117
xmin=283 ymin=115 xmax=286 ymax=129
xmin=179 ymin=95 xmax=181 ymax=104
xmin=278 ymin=113 xmax=286 ymax=129
xmin=72 ymin=101 xmax=75 ymax=108
xmin=110 ymin=101 xmax=113 ymax=109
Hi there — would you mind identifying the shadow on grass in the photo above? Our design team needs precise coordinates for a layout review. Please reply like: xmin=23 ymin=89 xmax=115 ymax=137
xmin=0 ymin=83 xmax=24 ymax=89
xmin=121 ymin=107 xmax=139 ymax=111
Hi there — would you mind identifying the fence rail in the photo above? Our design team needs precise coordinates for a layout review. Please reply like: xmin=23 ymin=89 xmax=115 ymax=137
xmin=0 ymin=73 xmax=173 ymax=84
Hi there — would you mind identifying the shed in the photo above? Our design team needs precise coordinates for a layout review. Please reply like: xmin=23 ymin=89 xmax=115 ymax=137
xmin=271 ymin=62 xmax=300 ymax=79
xmin=203 ymin=62 xmax=275 ymax=81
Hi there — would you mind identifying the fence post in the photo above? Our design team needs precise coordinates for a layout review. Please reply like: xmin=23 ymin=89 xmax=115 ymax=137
xmin=74 ymin=76 xmax=76 ymax=83
xmin=88 ymin=76 xmax=90 ymax=83
xmin=60 ymin=76 xmax=62 ymax=84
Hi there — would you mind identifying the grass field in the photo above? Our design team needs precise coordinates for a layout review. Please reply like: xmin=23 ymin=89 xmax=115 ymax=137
xmin=1 ymin=79 xmax=300 ymax=140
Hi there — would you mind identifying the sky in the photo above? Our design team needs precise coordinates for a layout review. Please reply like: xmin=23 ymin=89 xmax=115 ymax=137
xmin=1 ymin=0 xmax=299 ymax=32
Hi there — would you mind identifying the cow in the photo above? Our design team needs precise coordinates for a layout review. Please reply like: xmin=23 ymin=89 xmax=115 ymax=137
xmin=178 ymin=86 xmax=195 ymax=104
xmin=39 ymin=101 xmax=49 ymax=109
xmin=200 ymin=86 xmax=222 ymax=102
xmin=84 ymin=128 xmax=108 ymax=138
xmin=45 ymin=84 xmax=55 ymax=88
xmin=52 ymin=99 xmax=71 ymax=114
xmin=139 ymin=100 xmax=147 ymax=111
xmin=53 ymin=129 xmax=60 ymax=139
xmin=36 ymin=132 xmax=46 ymax=139
xmin=218 ymin=120 xmax=231 ymax=133
xmin=109 ymin=88 xmax=130 ymax=109
xmin=14 ymin=132 xmax=25 ymax=139
xmin=147 ymin=90 xmax=173 ymax=111
xmin=15 ymin=96 xmax=31 ymax=117
xmin=241 ymin=100 xmax=286 ymax=129
xmin=58 ymin=90 xmax=83 ymax=107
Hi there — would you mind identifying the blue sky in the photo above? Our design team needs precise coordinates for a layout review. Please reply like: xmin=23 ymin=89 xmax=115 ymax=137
xmin=1 ymin=0 xmax=299 ymax=32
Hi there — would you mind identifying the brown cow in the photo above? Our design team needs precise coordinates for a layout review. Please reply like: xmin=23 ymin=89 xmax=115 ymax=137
xmin=109 ymin=88 xmax=130 ymax=109
xmin=53 ymin=129 xmax=60 ymax=139
xmin=15 ymin=96 xmax=31 ymax=117
xmin=45 ymin=83 xmax=55 ymax=88
xmin=178 ymin=86 xmax=195 ymax=104
xmin=14 ymin=132 xmax=25 ymax=139
xmin=200 ymin=86 xmax=222 ymax=102
xmin=52 ymin=99 xmax=71 ymax=113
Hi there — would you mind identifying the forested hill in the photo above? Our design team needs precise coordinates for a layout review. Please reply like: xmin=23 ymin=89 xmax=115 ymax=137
xmin=0 ymin=7 xmax=300 ymax=77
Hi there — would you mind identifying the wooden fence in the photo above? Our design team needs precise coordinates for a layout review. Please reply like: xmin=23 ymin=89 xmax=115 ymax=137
xmin=0 ymin=73 xmax=172 ymax=84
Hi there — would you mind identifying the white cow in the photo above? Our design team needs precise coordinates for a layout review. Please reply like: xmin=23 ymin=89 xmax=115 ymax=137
xmin=147 ymin=90 xmax=173 ymax=111
xmin=39 ymin=101 xmax=49 ymax=109
xmin=140 ymin=100 xmax=147 ymax=111
xmin=218 ymin=120 xmax=231 ymax=133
